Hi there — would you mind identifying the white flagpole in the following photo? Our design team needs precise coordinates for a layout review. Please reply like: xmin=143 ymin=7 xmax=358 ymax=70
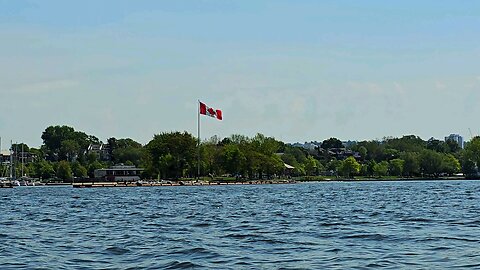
xmin=197 ymin=100 xmax=201 ymax=179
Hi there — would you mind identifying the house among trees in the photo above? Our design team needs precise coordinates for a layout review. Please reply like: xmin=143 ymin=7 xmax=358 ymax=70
xmin=87 ymin=143 xmax=111 ymax=161
xmin=1 ymin=148 xmax=37 ymax=164
xmin=0 ymin=150 xmax=10 ymax=165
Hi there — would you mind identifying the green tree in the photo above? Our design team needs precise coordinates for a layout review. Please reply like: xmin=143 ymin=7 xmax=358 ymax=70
xmin=354 ymin=140 xmax=385 ymax=162
xmin=112 ymin=147 xmax=145 ymax=167
xmin=199 ymin=142 xmax=222 ymax=176
xmin=158 ymin=153 xmax=175 ymax=179
xmin=389 ymin=158 xmax=405 ymax=176
xmin=221 ymin=144 xmax=246 ymax=176
xmin=56 ymin=161 xmax=73 ymax=182
xmin=11 ymin=143 xmax=30 ymax=153
xmin=60 ymin=139 xmax=80 ymax=161
xmin=385 ymin=135 xmax=426 ymax=153
xmin=41 ymin=125 xmax=99 ymax=161
xmin=88 ymin=161 xmax=104 ymax=178
xmin=373 ymin=161 xmax=389 ymax=177
xmin=441 ymin=154 xmax=460 ymax=175
xmin=34 ymin=160 xmax=56 ymax=180
xmin=293 ymin=163 xmax=306 ymax=176
xmin=463 ymin=137 xmax=480 ymax=178
xmin=71 ymin=162 xmax=88 ymax=178
xmin=401 ymin=152 xmax=420 ymax=177
xmin=426 ymin=138 xmax=448 ymax=153
xmin=326 ymin=159 xmax=342 ymax=175
xmin=304 ymin=156 xmax=319 ymax=176
xmin=419 ymin=149 xmax=443 ymax=176
xmin=445 ymin=139 xmax=461 ymax=153
xmin=339 ymin=156 xmax=360 ymax=178
xmin=358 ymin=146 xmax=367 ymax=161
xmin=321 ymin=137 xmax=343 ymax=150
xmin=145 ymin=131 xmax=197 ymax=179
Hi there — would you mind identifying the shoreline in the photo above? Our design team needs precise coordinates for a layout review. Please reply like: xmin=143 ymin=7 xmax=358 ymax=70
xmin=70 ymin=177 xmax=477 ymax=188
xmin=3 ymin=177 xmax=477 ymax=189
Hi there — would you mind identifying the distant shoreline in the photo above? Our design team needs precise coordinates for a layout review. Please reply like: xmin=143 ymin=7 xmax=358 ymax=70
xmin=4 ymin=177 xmax=477 ymax=189
xmin=64 ymin=177 xmax=480 ymax=188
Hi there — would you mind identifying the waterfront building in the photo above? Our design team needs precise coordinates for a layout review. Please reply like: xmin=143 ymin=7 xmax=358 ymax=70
xmin=0 ymin=149 xmax=10 ymax=165
xmin=445 ymin=134 xmax=464 ymax=149
xmin=94 ymin=164 xmax=144 ymax=182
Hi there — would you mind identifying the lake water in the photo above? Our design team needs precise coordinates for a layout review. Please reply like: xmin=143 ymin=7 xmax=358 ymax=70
xmin=1 ymin=181 xmax=479 ymax=269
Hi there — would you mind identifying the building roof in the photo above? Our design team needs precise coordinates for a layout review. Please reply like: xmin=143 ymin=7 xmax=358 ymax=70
xmin=0 ymin=150 xmax=10 ymax=156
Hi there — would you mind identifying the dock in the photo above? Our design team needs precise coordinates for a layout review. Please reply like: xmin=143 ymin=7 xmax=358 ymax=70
xmin=0 ymin=182 xmax=14 ymax=188
xmin=72 ymin=180 xmax=296 ymax=188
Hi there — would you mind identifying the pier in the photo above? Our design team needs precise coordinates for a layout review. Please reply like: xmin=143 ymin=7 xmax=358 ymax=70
xmin=72 ymin=180 xmax=296 ymax=188
xmin=0 ymin=182 xmax=13 ymax=188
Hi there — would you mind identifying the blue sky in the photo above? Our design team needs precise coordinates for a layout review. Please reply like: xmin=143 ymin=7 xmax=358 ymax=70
xmin=1 ymin=0 xmax=479 ymax=148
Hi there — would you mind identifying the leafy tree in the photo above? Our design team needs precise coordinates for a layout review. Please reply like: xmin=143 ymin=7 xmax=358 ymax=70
xmin=108 ymin=137 xmax=143 ymax=162
xmin=373 ymin=161 xmax=389 ymax=177
xmin=88 ymin=161 xmax=104 ymax=178
xmin=385 ymin=135 xmax=426 ymax=153
xmin=56 ymin=160 xmax=73 ymax=181
xmin=31 ymin=160 xmax=56 ymax=180
xmin=60 ymin=139 xmax=80 ymax=161
xmin=199 ymin=142 xmax=222 ymax=176
xmin=321 ymin=137 xmax=343 ymax=150
xmin=11 ymin=143 xmax=29 ymax=153
xmin=339 ymin=156 xmax=360 ymax=178
xmin=463 ymin=137 xmax=480 ymax=174
xmin=326 ymin=159 xmax=342 ymax=175
xmin=112 ymin=147 xmax=145 ymax=167
xmin=158 ymin=153 xmax=175 ymax=179
xmin=263 ymin=153 xmax=284 ymax=178
xmin=461 ymin=155 xmax=477 ymax=177
xmin=360 ymin=163 xmax=370 ymax=176
xmin=354 ymin=140 xmax=385 ymax=162
xmin=145 ymin=131 xmax=197 ymax=179
xmin=445 ymin=139 xmax=461 ymax=154
xmin=41 ymin=125 xmax=99 ymax=161
xmin=71 ymin=162 xmax=88 ymax=178
xmin=358 ymin=146 xmax=367 ymax=161
xmin=304 ymin=156 xmax=319 ymax=176
xmin=221 ymin=144 xmax=246 ymax=176
xmin=401 ymin=152 xmax=420 ymax=177
xmin=427 ymin=138 xmax=448 ymax=153
xmin=382 ymin=148 xmax=400 ymax=161
xmin=441 ymin=154 xmax=460 ymax=175
xmin=419 ymin=149 xmax=443 ymax=176
xmin=284 ymin=146 xmax=307 ymax=164
xmin=293 ymin=163 xmax=306 ymax=176
xmin=389 ymin=158 xmax=405 ymax=176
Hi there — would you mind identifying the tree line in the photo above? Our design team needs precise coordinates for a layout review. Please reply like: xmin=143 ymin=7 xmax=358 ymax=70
xmin=2 ymin=125 xmax=480 ymax=181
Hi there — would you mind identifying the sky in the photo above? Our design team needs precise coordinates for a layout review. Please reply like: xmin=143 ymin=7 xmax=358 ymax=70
xmin=1 ymin=0 xmax=479 ymax=148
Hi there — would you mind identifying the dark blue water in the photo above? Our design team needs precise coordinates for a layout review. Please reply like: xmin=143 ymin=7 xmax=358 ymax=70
xmin=1 ymin=181 xmax=480 ymax=269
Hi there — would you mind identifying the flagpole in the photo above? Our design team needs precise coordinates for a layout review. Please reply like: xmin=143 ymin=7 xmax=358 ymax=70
xmin=197 ymin=100 xmax=201 ymax=179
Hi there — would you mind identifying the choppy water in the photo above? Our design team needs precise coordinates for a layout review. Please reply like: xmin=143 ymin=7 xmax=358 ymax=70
xmin=1 ymin=181 xmax=480 ymax=269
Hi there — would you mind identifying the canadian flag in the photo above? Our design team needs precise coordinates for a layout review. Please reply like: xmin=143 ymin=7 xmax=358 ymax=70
xmin=199 ymin=101 xmax=222 ymax=120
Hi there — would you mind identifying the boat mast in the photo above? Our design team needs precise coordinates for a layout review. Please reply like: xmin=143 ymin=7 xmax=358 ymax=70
xmin=14 ymin=142 xmax=17 ymax=180
xmin=9 ymin=140 xmax=13 ymax=179
xmin=21 ymin=143 xmax=24 ymax=178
